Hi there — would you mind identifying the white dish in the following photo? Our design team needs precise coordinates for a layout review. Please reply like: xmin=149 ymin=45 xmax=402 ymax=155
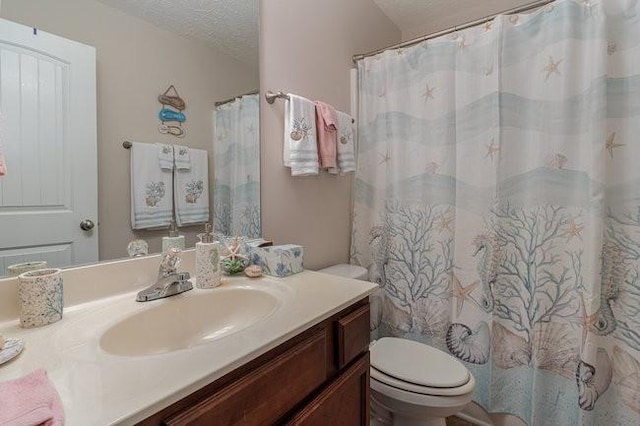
xmin=0 ymin=338 xmax=24 ymax=366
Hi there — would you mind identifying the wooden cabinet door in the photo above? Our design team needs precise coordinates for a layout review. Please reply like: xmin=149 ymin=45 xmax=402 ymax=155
xmin=337 ymin=305 xmax=370 ymax=369
xmin=164 ymin=330 xmax=327 ymax=426
xmin=287 ymin=353 xmax=370 ymax=426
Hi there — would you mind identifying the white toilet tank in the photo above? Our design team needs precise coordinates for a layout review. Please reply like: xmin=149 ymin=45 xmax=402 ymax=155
xmin=318 ymin=264 xmax=368 ymax=281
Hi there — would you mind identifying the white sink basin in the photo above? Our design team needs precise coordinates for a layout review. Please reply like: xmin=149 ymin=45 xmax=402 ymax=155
xmin=100 ymin=287 xmax=280 ymax=356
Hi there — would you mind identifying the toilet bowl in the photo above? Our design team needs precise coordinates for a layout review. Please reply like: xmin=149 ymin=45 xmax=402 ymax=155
xmin=318 ymin=264 xmax=476 ymax=426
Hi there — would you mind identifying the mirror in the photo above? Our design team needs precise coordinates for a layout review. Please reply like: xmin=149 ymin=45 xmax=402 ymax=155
xmin=0 ymin=0 xmax=260 ymax=277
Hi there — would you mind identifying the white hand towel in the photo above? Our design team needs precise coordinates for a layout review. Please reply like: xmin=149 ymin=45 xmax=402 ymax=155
xmin=131 ymin=142 xmax=173 ymax=229
xmin=157 ymin=143 xmax=174 ymax=171
xmin=174 ymin=148 xmax=209 ymax=226
xmin=335 ymin=111 xmax=356 ymax=174
xmin=174 ymin=145 xmax=191 ymax=170
xmin=284 ymin=94 xmax=318 ymax=176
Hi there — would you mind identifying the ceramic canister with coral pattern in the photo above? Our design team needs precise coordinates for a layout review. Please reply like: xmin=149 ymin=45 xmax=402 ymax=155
xmin=195 ymin=241 xmax=222 ymax=289
xmin=18 ymin=268 xmax=64 ymax=328
xmin=7 ymin=261 xmax=47 ymax=277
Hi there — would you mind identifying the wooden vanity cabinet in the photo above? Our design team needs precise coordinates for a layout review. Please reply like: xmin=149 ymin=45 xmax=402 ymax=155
xmin=285 ymin=353 xmax=370 ymax=426
xmin=138 ymin=297 xmax=371 ymax=426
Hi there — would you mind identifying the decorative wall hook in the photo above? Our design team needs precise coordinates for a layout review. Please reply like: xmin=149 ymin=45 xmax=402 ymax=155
xmin=158 ymin=85 xmax=187 ymax=137
xmin=158 ymin=108 xmax=186 ymax=123
xmin=158 ymin=85 xmax=185 ymax=111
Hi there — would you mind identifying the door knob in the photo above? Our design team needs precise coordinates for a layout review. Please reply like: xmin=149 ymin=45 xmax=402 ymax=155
xmin=80 ymin=219 xmax=95 ymax=231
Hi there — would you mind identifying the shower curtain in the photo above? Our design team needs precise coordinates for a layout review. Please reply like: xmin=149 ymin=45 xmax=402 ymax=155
xmin=213 ymin=94 xmax=261 ymax=238
xmin=352 ymin=0 xmax=640 ymax=424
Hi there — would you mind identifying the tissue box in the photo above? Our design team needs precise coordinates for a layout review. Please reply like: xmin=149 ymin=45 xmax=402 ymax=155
xmin=249 ymin=244 xmax=304 ymax=277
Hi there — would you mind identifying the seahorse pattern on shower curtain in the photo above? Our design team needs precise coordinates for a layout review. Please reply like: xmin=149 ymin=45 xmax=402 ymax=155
xmin=352 ymin=1 xmax=640 ymax=424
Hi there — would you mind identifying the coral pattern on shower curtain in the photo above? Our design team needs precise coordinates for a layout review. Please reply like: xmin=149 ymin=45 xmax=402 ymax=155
xmin=213 ymin=94 xmax=261 ymax=238
xmin=352 ymin=1 xmax=640 ymax=424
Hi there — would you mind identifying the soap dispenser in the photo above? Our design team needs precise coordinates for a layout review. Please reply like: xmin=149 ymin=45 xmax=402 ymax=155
xmin=195 ymin=223 xmax=221 ymax=289
xmin=162 ymin=220 xmax=185 ymax=252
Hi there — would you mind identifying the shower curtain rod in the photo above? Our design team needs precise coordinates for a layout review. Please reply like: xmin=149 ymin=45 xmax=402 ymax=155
xmin=214 ymin=89 xmax=259 ymax=107
xmin=353 ymin=0 xmax=554 ymax=62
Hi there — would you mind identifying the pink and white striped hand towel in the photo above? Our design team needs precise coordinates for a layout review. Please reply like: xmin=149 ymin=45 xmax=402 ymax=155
xmin=0 ymin=144 xmax=7 ymax=176
xmin=314 ymin=100 xmax=338 ymax=170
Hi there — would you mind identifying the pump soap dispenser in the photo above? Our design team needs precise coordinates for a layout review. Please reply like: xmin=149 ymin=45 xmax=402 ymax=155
xmin=195 ymin=223 xmax=221 ymax=289
xmin=162 ymin=220 xmax=185 ymax=252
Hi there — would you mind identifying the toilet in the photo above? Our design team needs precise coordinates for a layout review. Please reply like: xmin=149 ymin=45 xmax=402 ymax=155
xmin=318 ymin=264 xmax=476 ymax=426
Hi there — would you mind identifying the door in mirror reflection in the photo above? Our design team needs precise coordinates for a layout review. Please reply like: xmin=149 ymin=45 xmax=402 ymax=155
xmin=213 ymin=93 xmax=261 ymax=238
xmin=0 ymin=19 xmax=98 ymax=275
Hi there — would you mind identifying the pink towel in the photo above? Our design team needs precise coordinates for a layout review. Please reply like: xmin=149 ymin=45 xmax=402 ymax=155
xmin=0 ymin=369 xmax=64 ymax=426
xmin=0 ymin=144 xmax=7 ymax=176
xmin=314 ymin=101 xmax=338 ymax=169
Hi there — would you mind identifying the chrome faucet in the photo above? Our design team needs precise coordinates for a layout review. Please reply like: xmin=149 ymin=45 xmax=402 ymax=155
xmin=136 ymin=248 xmax=193 ymax=302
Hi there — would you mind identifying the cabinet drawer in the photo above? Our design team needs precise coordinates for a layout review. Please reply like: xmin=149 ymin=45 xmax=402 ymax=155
xmin=286 ymin=352 xmax=370 ymax=426
xmin=337 ymin=304 xmax=370 ymax=369
xmin=164 ymin=330 xmax=327 ymax=426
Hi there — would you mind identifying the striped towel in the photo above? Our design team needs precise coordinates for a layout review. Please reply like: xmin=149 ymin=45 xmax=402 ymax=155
xmin=284 ymin=94 xmax=318 ymax=176
xmin=336 ymin=111 xmax=356 ymax=173
xmin=174 ymin=148 xmax=209 ymax=226
xmin=130 ymin=142 xmax=173 ymax=229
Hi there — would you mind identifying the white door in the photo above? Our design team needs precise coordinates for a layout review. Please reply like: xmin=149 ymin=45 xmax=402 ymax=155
xmin=0 ymin=19 xmax=97 ymax=275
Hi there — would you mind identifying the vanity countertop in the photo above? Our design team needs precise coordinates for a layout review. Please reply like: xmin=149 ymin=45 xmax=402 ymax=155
xmin=0 ymin=270 xmax=377 ymax=426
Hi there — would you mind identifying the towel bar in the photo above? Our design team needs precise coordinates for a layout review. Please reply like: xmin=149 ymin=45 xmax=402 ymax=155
xmin=265 ymin=91 xmax=355 ymax=123
xmin=265 ymin=91 xmax=290 ymax=104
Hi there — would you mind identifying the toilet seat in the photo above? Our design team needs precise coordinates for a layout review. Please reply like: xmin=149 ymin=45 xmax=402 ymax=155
xmin=370 ymin=337 xmax=473 ymax=397
xmin=371 ymin=365 xmax=475 ymax=397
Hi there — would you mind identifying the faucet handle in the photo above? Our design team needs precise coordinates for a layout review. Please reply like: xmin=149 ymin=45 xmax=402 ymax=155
xmin=176 ymin=271 xmax=190 ymax=281
xmin=159 ymin=248 xmax=182 ymax=278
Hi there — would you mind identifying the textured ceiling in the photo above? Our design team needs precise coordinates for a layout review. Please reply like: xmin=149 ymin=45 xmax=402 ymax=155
xmin=96 ymin=0 xmax=258 ymax=66
xmin=372 ymin=0 xmax=535 ymax=40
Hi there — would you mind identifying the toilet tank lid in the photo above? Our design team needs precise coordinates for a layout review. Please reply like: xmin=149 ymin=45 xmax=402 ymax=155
xmin=318 ymin=264 xmax=368 ymax=280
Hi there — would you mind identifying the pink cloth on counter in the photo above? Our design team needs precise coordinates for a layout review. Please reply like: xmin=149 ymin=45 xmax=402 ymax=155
xmin=0 ymin=369 xmax=64 ymax=426
xmin=314 ymin=101 xmax=338 ymax=169
xmin=0 ymin=144 xmax=6 ymax=176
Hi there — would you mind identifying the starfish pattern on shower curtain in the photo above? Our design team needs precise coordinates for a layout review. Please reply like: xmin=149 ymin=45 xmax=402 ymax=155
xmin=436 ymin=214 xmax=453 ymax=232
xmin=485 ymin=140 xmax=500 ymax=161
xmin=423 ymin=84 xmax=436 ymax=100
xmin=606 ymin=132 xmax=624 ymax=158
xmin=353 ymin=1 xmax=640 ymax=424
xmin=566 ymin=220 xmax=585 ymax=240
xmin=579 ymin=294 xmax=600 ymax=348
xmin=378 ymin=149 xmax=391 ymax=165
xmin=451 ymin=273 xmax=479 ymax=317
xmin=544 ymin=56 xmax=562 ymax=81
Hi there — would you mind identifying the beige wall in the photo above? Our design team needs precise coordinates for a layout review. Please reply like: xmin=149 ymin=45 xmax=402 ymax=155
xmin=2 ymin=0 xmax=258 ymax=260
xmin=400 ymin=0 xmax=534 ymax=41
xmin=260 ymin=0 xmax=400 ymax=270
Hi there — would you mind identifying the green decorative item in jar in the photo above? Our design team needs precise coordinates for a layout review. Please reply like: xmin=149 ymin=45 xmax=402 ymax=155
xmin=220 ymin=236 xmax=250 ymax=275
xmin=221 ymin=257 xmax=249 ymax=275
